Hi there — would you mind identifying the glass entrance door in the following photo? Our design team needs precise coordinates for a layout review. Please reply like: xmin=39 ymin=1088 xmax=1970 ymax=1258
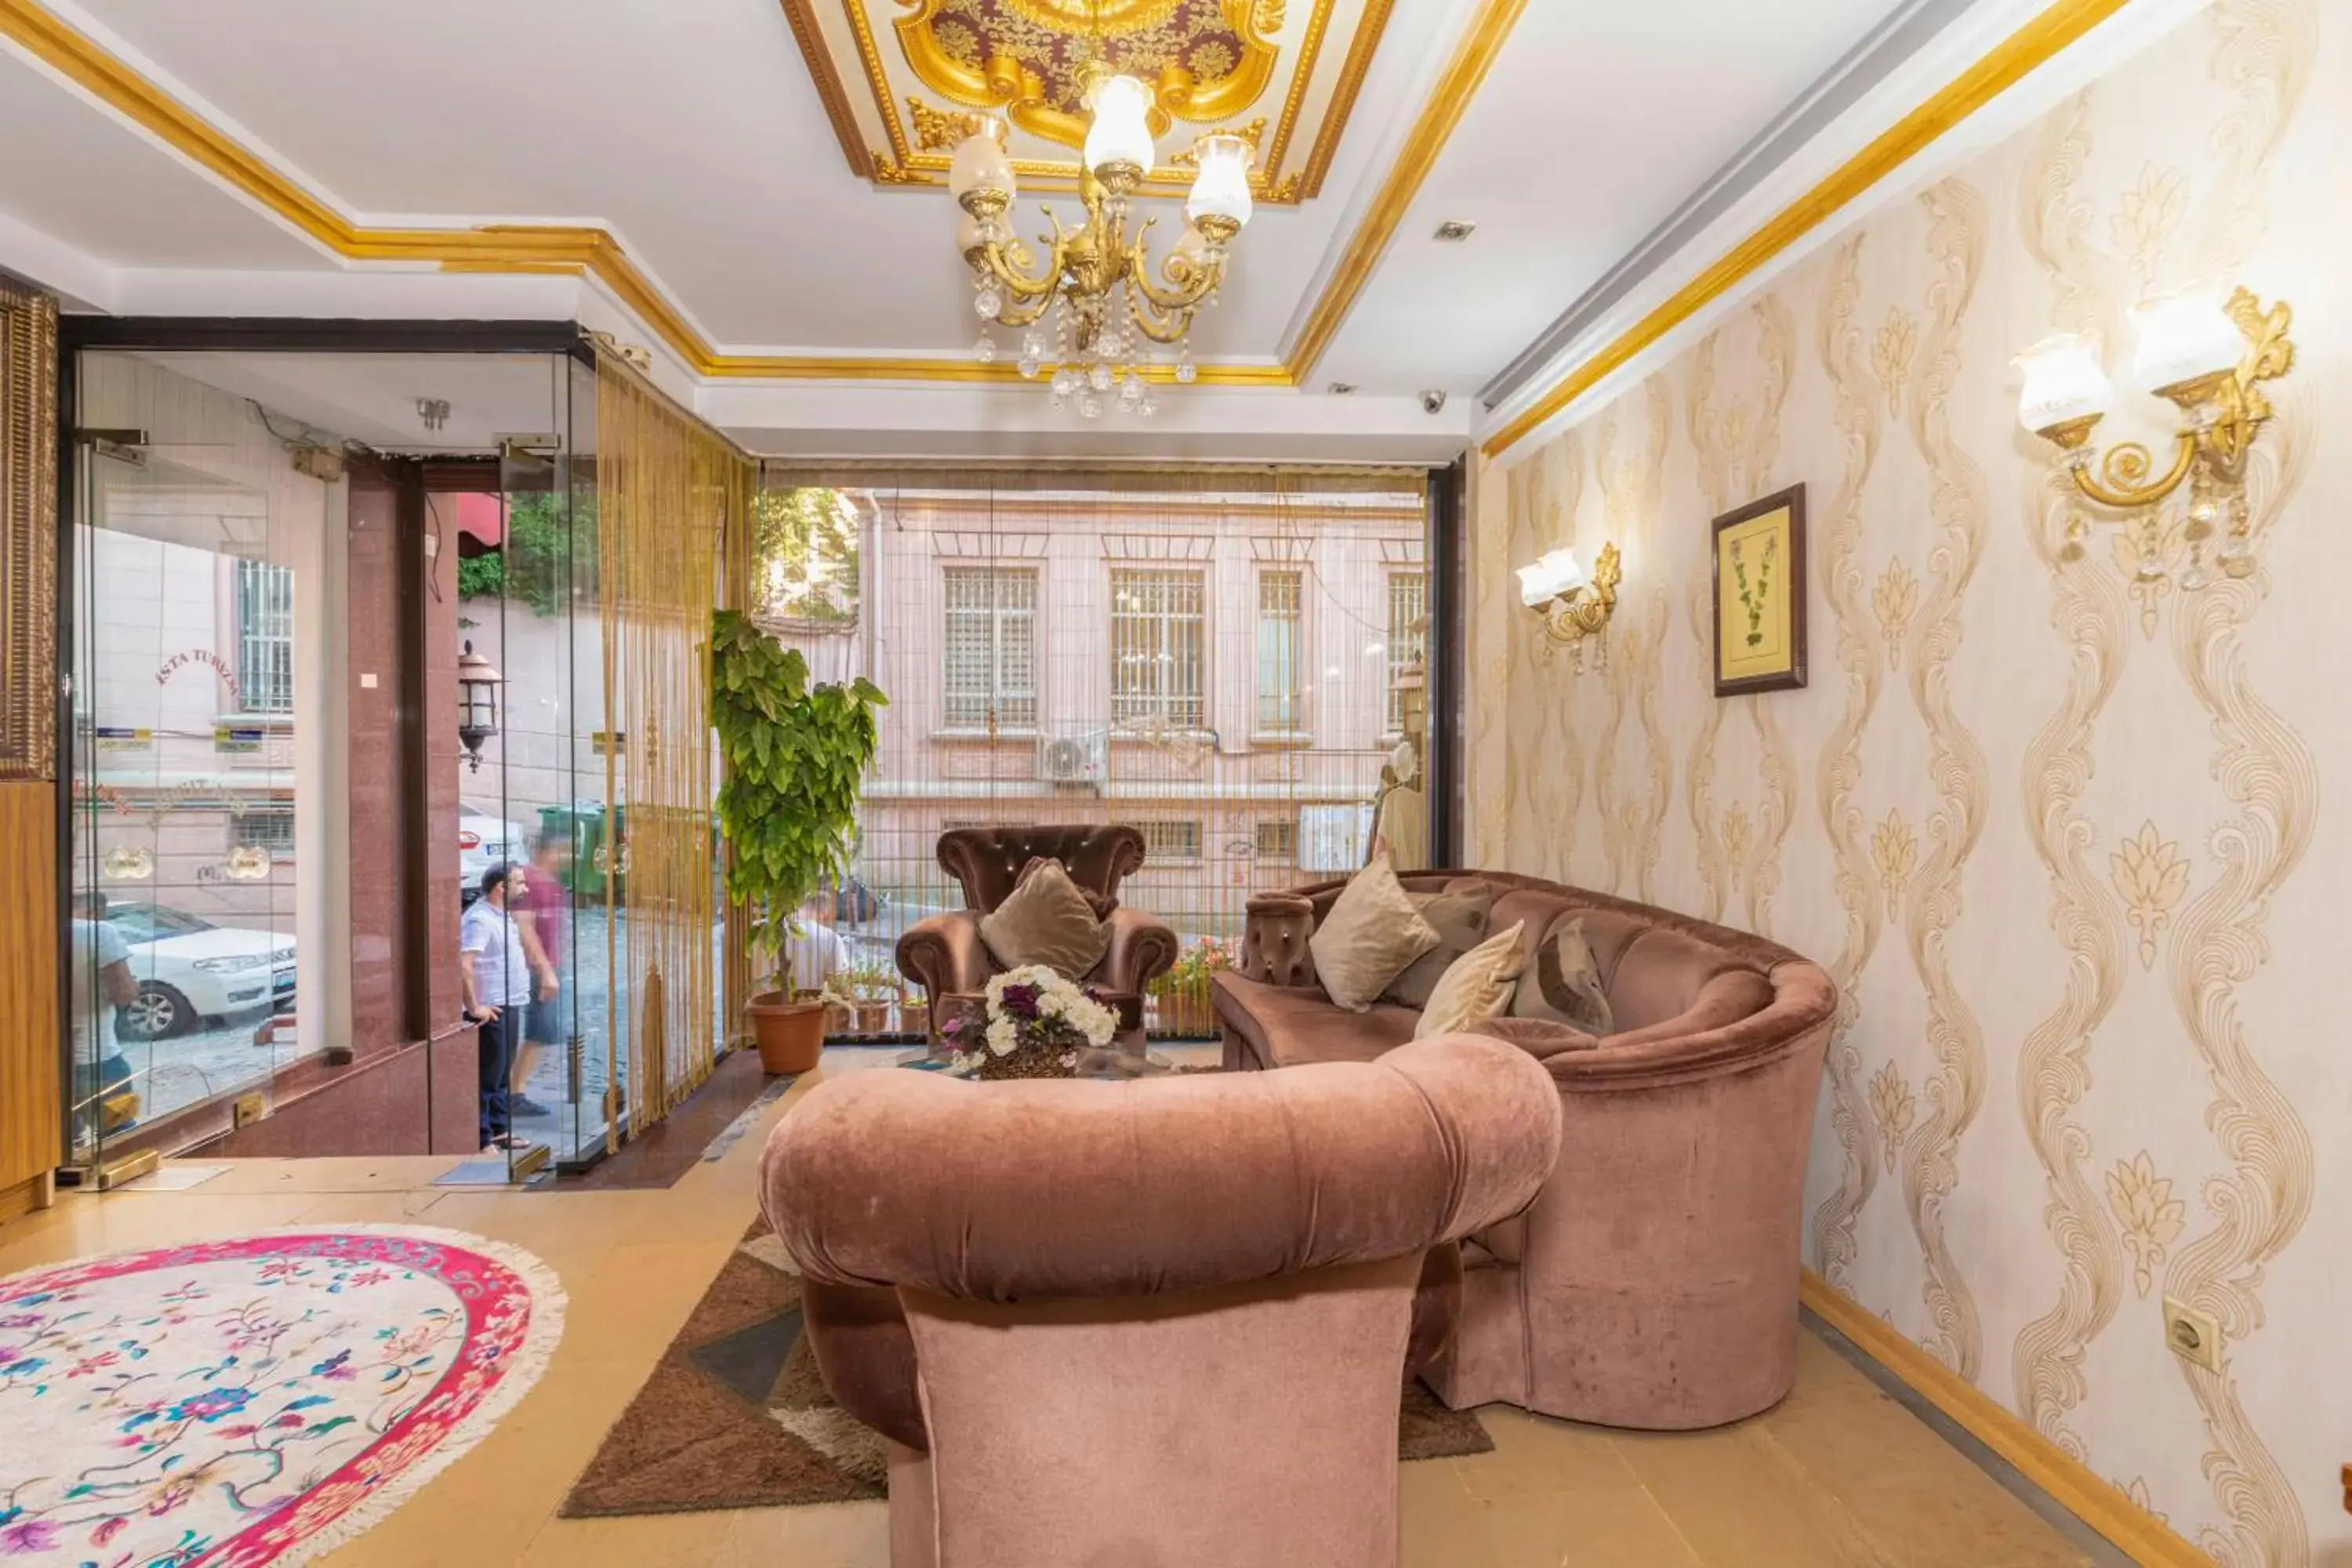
xmin=67 ymin=400 xmax=306 ymax=1168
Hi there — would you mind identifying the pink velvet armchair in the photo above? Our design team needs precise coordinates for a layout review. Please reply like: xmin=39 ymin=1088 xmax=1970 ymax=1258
xmin=760 ymin=1035 xmax=1563 ymax=1568
xmin=894 ymin=825 xmax=1179 ymax=1036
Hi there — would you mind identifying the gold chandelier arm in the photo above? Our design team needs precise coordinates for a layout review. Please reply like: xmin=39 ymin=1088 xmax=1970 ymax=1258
xmin=1130 ymin=244 xmax=1221 ymax=316
xmin=1120 ymin=277 xmax=1200 ymax=345
xmin=2067 ymin=431 xmax=2198 ymax=510
xmin=975 ymin=220 xmax=1068 ymax=304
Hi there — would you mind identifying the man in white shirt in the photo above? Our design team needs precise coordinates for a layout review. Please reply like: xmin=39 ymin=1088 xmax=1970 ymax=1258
xmin=459 ymin=862 xmax=535 ymax=1150
xmin=784 ymin=887 xmax=848 ymax=994
xmin=68 ymin=890 xmax=139 ymax=1148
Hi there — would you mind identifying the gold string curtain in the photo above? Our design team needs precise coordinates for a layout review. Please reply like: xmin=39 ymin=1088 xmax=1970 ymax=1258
xmin=594 ymin=352 xmax=753 ymax=1138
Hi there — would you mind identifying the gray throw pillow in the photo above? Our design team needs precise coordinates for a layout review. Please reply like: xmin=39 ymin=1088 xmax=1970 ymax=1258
xmin=978 ymin=857 xmax=1110 ymax=979
xmin=1383 ymin=886 xmax=1495 ymax=1009
xmin=1511 ymin=916 xmax=1613 ymax=1034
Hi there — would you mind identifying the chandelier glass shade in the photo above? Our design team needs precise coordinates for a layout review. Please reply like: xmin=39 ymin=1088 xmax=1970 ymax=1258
xmin=951 ymin=67 xmax=1252 ymax=419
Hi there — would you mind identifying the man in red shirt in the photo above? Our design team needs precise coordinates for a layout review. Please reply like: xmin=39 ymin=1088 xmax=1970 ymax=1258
xmin=508 ymin=833 xmax=569 ymax=1118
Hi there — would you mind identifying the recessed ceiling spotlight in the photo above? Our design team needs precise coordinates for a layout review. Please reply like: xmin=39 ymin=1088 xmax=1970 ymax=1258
xmin=1432 ymin=220 xmax=1477 ymax=242
xmin=1327 ymin=381 xmax=1357 ymax=395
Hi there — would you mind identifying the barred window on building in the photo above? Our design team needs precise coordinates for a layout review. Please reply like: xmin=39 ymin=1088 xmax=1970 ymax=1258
xmin=1255 ymin=569 xmax=1303 ymax=733
xmin=942 ymin=566 xmax=1037 ymax=729
xmin=1111 ymin=568 xmax=1206 ymax=728
xmin=236 ymin=559 xmax=295 ymax=713
xmin=1385 ymin=570 xmax=1427 ymax=736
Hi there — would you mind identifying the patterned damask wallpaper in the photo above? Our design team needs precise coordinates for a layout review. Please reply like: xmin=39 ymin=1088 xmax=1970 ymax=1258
xmin=1468 ymin=3 xmax=2347 ymax=1559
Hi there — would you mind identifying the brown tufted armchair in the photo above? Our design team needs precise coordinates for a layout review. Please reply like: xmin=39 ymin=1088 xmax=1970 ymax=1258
xmin=894 ymin=825 xmax=1180 ymax=1039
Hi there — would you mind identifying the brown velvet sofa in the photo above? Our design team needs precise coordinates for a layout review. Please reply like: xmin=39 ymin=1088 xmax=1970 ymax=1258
xmin=894 ymin=825 xmax=1180 ymax=1038
xmin=760 ymin=1035 xmax=1562 ymax=1568
xmin=1215 ymin=869 xmax=1836 ymax=1430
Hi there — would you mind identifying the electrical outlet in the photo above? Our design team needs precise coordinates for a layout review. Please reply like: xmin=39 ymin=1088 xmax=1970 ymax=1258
xmin=2161 ymin=1294 xmax=2223 ymax=1372
xmin=232 ymin=1091 xmax=268 ymax=1129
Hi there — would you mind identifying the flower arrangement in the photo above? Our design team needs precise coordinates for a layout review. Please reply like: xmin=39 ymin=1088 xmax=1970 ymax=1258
xmin=1149 ymin=935 xmax=1235 ymax=1037
xmin=942 ymin=964 xmax=1120 ymax=1080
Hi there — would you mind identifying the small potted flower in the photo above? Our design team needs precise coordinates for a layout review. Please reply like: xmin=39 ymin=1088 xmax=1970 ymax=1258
xmin=1150 ymin=935 xmax=1233 ymax=1037
xmin=942 ymin=964 xmax=1120 ymax=1080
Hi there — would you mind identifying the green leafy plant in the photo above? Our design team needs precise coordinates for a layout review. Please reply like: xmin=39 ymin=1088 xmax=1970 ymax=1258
xmin=456 ymin=492 xmax=599 ymax=617
xmin=710 ymin=608 xmax=887 ymax=980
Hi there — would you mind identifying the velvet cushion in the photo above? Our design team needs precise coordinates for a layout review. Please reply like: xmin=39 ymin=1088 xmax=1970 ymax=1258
xmin=1512 ymin=916 xmax=1613 ymax=1033
xmin=1414 ymin=922 xmax=1527 ymax=1039
xmin=1384 ymin=886 xmax=1496 ymax=1009
xmin=1309 ymin=856 xmax=1441 ymax=1012
xmin=978 ymin=857 xmax=1110 ymax=978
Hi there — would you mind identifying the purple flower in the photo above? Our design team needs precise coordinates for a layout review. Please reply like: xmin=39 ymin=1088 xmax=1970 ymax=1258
xmin=0 ymin=1520 xmax=60 ymax=1553
xmin=1000 ymin=983 xmax=1041 ymax=1021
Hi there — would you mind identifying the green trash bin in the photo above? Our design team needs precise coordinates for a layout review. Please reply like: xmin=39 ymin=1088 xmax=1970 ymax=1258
xmin=539 ymin=800 xmax=612 ymax=898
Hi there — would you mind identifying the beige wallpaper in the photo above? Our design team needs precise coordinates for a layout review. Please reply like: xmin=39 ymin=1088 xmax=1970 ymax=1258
xmin=1468 ymin=3 xmax=2348 ymax=1559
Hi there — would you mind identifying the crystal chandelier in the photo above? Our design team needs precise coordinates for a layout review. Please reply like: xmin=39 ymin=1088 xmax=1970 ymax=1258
xmin=949 ymin=61 xmax=1254 ymax=419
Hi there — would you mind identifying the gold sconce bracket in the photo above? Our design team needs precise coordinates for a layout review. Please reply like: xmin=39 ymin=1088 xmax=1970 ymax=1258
xmin=1530 ymin=542 xmax=1621 ymax=673
xmin=2032 ymin=288 xmax=2294 ymax=586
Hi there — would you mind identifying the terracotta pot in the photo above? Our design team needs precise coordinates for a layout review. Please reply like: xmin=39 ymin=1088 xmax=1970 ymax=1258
xmin=747 ymin=990 xmax=826 ymax=1076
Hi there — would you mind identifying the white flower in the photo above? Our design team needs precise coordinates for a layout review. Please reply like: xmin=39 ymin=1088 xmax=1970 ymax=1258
xmin=985 ymin=1018 xmax=1018 ymax=1057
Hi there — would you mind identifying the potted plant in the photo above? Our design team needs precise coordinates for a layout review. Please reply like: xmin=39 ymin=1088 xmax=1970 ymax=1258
xmin=711 ymin=608 xmax=887 ymax=1074
xmin=1149 ymin=935 xmax=1233 ymax=1038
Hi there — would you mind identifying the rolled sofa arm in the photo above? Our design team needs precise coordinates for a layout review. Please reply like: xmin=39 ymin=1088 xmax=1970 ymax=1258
xmin=1239 ymin=893 xmax=1319 ymax=989
xmin=1095 ymin=905 xmax=1179 ymax=994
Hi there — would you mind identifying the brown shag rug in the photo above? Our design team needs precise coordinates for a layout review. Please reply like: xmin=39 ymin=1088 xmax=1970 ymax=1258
xmin=563 ymin=1218 xmax=1493 ymax=1517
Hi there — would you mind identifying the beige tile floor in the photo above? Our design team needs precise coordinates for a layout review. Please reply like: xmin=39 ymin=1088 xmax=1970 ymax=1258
xmin=0 ymin=1051 xmax=2100 ymax=1568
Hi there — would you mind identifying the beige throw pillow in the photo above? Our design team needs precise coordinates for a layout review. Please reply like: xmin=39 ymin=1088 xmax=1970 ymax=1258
xmin=1309 ymin=857 xmax=1441 ymax=1012
xmin=978 ymin=857 xmax=1109 ymax=979
xmin=1510 ymin=916 xmax=1613 ymax=1034
xmin=1414 ymin=922 xmax=1528 ymax=1039
xmin=1382 ymin=885 xmax=1495 ymax=1009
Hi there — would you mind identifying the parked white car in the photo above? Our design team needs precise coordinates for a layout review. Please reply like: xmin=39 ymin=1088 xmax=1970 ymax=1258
xmin=460 ymin=800 xmax=530 ymax=902
xmin=104 ymin=904 xmax=296 ymax=1041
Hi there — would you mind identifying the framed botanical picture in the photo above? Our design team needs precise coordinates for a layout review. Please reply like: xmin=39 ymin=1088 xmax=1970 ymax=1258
xmin=1710 ymin=483 xmax=1806 ymax=698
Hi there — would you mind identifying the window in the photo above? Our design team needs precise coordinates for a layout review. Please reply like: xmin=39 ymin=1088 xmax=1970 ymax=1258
xmin=234 ymin=809 xmax=296 ymax=856
xmin=1254 ymin=816 xmax=1297 ymax=863
xmin=236 ymin=559 xmax=294 ymax=713
xmin=1137 ymin=818 xmax=1202 ymax=865
xmin=1254 ymin=570 xmax=1303 ymax=733
xmin=1385 ymin=571 xmax=1427 ymax=735
xmin=942 ymin=567 xmax=1037 ymax=729
xmin=1111 ymin=568 xmax=1205 ymax=728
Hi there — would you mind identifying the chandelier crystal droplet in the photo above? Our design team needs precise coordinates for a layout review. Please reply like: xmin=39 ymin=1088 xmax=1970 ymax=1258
xmin=947 ymin=74 xmax=1253 ymax=419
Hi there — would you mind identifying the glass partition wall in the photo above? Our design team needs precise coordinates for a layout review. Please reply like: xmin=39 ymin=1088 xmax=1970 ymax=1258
xmin=64 ymin=345 xmax=625 ymax=1177
xmin=752 ymin=467 xmax=1436 ymax=1043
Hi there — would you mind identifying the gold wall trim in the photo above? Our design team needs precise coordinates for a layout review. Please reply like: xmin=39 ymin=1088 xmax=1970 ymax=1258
xmin=1283 ymin=0 xmax=1526 ymax=383
xmin=1481 ymin=0 xmax=2136 ymax=459
xmin=0 ymin=0 xmax=1301 ymax=387
xmin=1802 ymin=1272 xmax=2216 ymax=1568
xmin=0 ymin=281 xmax=56 ymax=784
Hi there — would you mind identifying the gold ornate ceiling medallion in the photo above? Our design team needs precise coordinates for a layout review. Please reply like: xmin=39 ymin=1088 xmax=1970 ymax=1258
xmin=782 ymin=0 xmax=1380 ymax=206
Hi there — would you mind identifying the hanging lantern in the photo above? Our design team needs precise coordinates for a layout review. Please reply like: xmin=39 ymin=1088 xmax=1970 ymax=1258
xmin=456 ymin=640 xmax=503 ymax=774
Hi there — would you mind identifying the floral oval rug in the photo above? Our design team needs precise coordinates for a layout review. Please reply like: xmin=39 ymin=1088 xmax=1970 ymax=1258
xmin=0 ymin=1225 xmax=564 ymax=1567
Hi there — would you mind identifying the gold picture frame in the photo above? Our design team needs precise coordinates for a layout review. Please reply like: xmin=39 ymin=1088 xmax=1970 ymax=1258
xmin=1710 ymin=484 xmax=1806 ymax=698
xmin=0 ymin=281 xmax=57 ymax=782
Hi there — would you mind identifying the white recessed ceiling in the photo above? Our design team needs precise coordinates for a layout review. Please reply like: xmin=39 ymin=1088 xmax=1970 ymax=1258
xmin=0 ymin=0 xmax=2044 ymax=434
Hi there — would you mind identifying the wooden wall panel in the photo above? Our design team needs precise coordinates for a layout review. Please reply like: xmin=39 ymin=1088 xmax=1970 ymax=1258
xmin=0 ymin=781 xmax=60 ymax=1220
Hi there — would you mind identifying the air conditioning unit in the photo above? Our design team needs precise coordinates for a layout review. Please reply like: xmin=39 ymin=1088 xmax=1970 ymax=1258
xmin=1036 ymin=730 xmax=1108 ymax=786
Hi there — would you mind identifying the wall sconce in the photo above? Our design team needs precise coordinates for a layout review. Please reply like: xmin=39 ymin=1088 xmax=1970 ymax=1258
xmin=1515 ymin=542 xmax=1621 ymax=672
xmin=2015 ymin=284 xmax=2295 ymax=589
xmin=456 ymin=640 xmax=503 ymax=773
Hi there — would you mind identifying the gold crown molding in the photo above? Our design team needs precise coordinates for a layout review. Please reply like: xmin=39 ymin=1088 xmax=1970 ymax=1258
xmin=0 ymin=0 xmax=1298 ymax=387
xmin=1482 ymin=0 xmax=2136 ymax=459
xmin=1282 ymin=0 xmax=1528 ymax=383
xmin=1801 ymin=1272 xmax=2215 ymax=1568
xmin=783 ymin=0 xmax=1389 ymax=207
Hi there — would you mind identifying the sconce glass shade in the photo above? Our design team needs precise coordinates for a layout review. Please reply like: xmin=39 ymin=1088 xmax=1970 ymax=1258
xmin=1083 ymin=74 xmax=1156 ymax=176
xmin=2129 ymin=285 xmax=2244 ymax=395
xmin=948 ymin=119 xmax=1014 ymax=202
xmin=2013 ymin=334 xmax=2112 ymax=434
xmin=1186 ymin=134 xmax=1254 ymax=230
xmin=1515 ymin=548 xmax=1586 ymax=608
xmin=955 ymin=212 xmax=988 ymax=256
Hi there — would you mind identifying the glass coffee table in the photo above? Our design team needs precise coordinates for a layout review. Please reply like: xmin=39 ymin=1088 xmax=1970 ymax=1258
xmin=898 ymin=990 xmax=1181 ymax=1079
